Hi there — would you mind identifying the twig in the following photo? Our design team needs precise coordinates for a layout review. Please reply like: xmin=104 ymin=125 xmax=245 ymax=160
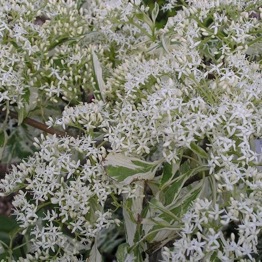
xmin=0 ymin=107 xmax=75 ymax=176
xmin=1 ymin=107 xmax=70 ymax=137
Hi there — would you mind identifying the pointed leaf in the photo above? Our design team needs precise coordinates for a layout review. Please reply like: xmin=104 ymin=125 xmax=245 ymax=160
xmin=0 ymin=131 xmax=7 ymax=148
xmin=135 ymin=13 xmax=153 ymax=28
xmin=104 ymin=153 xmax=162 ymax=185
xmin=167 ymin=179 xmax=205 ymax=216
xmin=160 ymin=34 xmax=169 ymax=53
xmin=122 ymin=182 xmax=144 ymax=246
xmin=0 ymin=131 xmax=8 ymax=160
xmin=190 ymin=142 xmax=209 ymax=159
xmin=160 ymin=162 xmax=173 ymax=185
xmin=88 ymin=238 xmax=102 ymax=262
xmin=91 ymin=50 xmax=106 ymax=101
xmin=116 ymin=243 xmax=129 ymax=262
xmin=0 ymin=215 xmax=18 ymax=233
xmin=151 ymin=3 xmax=159 ymax=23
xmin=116 ymin=243 xmax=137 ymax=262
xmin=162 ymin=165 xmax=208 ymax=205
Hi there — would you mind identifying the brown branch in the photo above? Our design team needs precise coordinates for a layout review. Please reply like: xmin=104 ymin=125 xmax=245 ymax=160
xmin=1 ymin=107 xmax=71 ymax=137
xmin=0 ymin=108 xmax=75 ymax=177
xmin=20 ymin=114 xmax=67 ymax=137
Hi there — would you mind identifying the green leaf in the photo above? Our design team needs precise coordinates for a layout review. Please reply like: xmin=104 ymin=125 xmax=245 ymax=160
xmin=162 ymin=165 xmax=208 ymax=205
xmin=116 ymin=243 xmax=130 ymax=262
xmin=168 ymin=180 xmax=204 ymax=213
xmin=150 ymin=199 xmax=180 ymax=222
xmin=153 ymin=184 xmax=202 ymax=233
xmin=22 ymin=88 xmax=30 ymax=104
xmin=0 ymin=216 xmax=21 ymax=259
xmin=116 ymin=242 xmax=143 ymax=262
xmin=0 ymin=232 xmax=9 ymax=247
xmin=104 ymin=154 xmax=162 ymax=185
xmin=144 ymin=199 xmax=182 ymax=243
xmin=0 ymin=131 xmax=8 ymax=160
xmin=0 ymin=251 xmax=9 ymax=260
xmin=143 ymin=218 xmax=180 ymax=243
xmin=135 ymin=13 xmax=153 ymax=28
xmin=17 ymin=108 xmax=26 ymax=125
xmin=88 ymin=237 xmax=102 ymax=262
xmin=122 ymin=181 xmax=145 ymax=247
xmin=160 ymin=34 xmax=170 ymax=53
xmin=146 ymin=167 xmax=204 ymax=241
xmin=0 ymin=215 xmax=18 ymax=233
xmin=0 ymin=132 xmax=7 ymax=148
xmin=161 ymin=162 xmax=172 ymax=185
xmin=179 ymin=159 xmax=191 ymax=174
xmin=151 ymin=3 xmax=159 ymax=23
xmin=91 ymin=50 xmax=106 ymax=101
xmin=123 ymin=198 xmax=137 ymax=246
xmin=190 ymin=142 xmax=209 ymax=159
xmin=48 ymin=36 xmax=76 ymax=51
xmin=160 ymin=162 xmax=180 ymax=187
xmin=24 ymin=87 xmax=38 ymax=112
xmin=3 ymin=126 xmax=34 ymax=162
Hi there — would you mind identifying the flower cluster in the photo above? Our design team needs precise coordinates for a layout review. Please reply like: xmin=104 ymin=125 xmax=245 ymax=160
xmin=0 ymin=134 xmax=115 ymax=260
xmin=0 ymin=0 xmax=98 ymax=112
xmin=97 ymin=0 xmax=261 ymax=260
xmin=162 ymin=194 xmax=262 ymax=261
xmin=51 ymin=101 xmax=105 ymax=133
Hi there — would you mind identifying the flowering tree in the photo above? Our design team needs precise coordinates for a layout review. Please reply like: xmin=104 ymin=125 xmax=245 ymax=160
xmin=0 ymin=0 xmax=261 ymax=261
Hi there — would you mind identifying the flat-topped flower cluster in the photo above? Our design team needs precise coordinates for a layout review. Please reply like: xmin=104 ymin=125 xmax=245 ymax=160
xmin=0 ymin=0 xmax=261 ymax=261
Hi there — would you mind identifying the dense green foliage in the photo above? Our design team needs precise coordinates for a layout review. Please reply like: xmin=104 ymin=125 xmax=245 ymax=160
xmin=0 ymin=0 xmax=261 ymax=261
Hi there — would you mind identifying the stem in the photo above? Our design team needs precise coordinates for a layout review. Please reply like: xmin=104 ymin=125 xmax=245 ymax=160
xmin=0 ymin=107 xmax=73 ymax=137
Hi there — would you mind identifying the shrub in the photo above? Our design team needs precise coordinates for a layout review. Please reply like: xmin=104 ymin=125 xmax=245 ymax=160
xmin=0 ymin=0 xmax=261 ymax=261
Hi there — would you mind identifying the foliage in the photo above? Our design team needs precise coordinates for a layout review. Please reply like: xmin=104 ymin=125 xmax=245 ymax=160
xmin=0 ymin=0 xmax=261 ymax=261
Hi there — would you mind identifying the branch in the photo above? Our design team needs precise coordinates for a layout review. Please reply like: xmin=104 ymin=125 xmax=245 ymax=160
xmin=1 ymin=107 xmax=71 ymax=137
xmin=0 ymin=107 xmax=76 ymax=176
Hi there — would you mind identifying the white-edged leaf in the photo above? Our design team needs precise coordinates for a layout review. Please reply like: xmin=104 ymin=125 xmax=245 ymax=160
xmin=123 ymin=203 xmax=137 ymax=247
xmin=160 ymin=34 xmax=170 ymax=53
xmin=135 ymin=12 xmax=153 ymax=28
xmin=104 ymin=153 xmax=162 ymax=185
xmin=160 ymin=162 xmax=180 ymax=186
xmin=88 ymin=237 xmax=102 ymax=262
xmin=91 ymin=49 xmax=106 ymax=101
xmin=123 ymin=181 xmax=144 ymax=246
xmin=24 ymin=87 xmax=38 ymax=112
xmin=116 ymin=243 xmax=136 ymax=262
xmin=190 ymin=142 xmax=209 ymax=159
xmin=151 ymin=2 xmax=159 ymax=23
xmin=17 ymin=107 xmax=26 ymax=125
xmin=161 ymin=164 xmax=209 ymax=205
xmin=167 ymin=178 xmax=204 ymax=211
xmin=116 ymin=243 xmax=129 ymax=262
xmin=0 ymin=131 xmax=8 ymax=160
